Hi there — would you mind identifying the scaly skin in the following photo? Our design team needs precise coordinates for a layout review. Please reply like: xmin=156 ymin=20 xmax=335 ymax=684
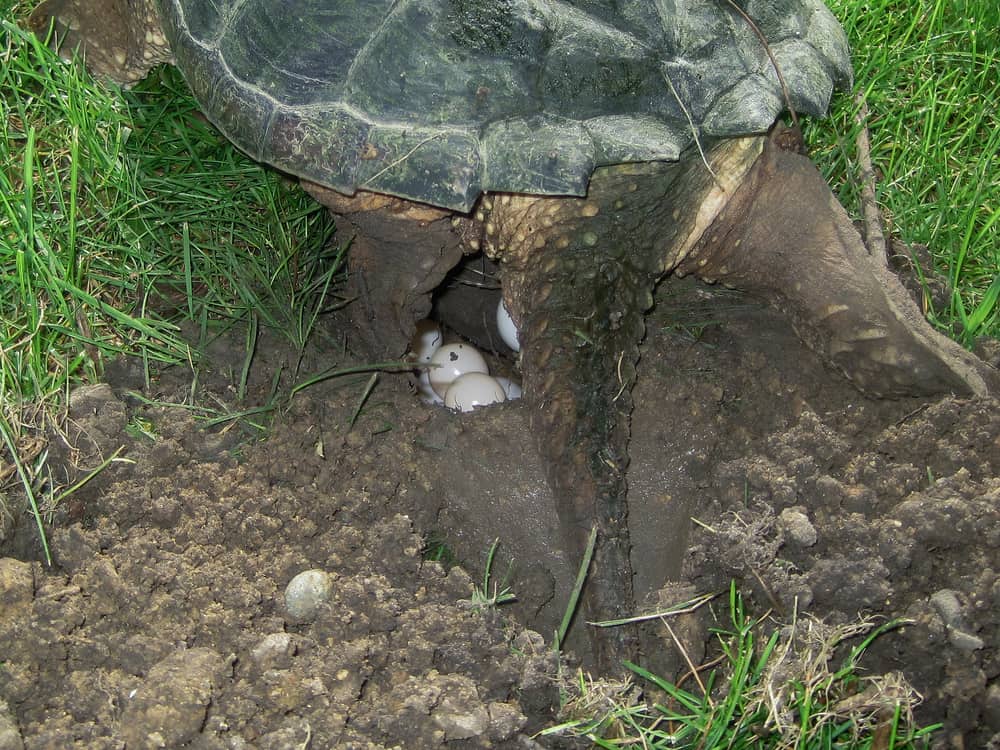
xmin=484 ymin=127 xmax=995 ymax=669
xmin=485 ymin=184 xmax=661 ymax=666
xmin=478 ymin=140 xmax=764 ymax=667
xmin=30 ymin=0 xmax=172 ymax=82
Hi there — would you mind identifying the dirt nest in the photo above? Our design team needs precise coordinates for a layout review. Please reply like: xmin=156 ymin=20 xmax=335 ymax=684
xmin=1 ymin=276 xmax=998 ymax=749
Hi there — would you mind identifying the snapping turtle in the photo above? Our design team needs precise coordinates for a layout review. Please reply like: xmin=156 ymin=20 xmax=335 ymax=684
xmin=32 ymin=0 xmax=996 ymax=667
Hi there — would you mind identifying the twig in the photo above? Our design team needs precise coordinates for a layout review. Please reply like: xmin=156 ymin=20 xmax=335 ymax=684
xmin=363 ymin=133 xmax=443 ymax=187
xmin=854 ymin=93 xmax=888 ymax=267
xmin=662 ymin=67 xmax=717 ymax=181
xmin=721 ymin=0 xmax=798 ymax=130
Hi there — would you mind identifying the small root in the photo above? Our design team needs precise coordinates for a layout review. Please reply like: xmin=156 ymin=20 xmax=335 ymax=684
xmin=854 ymin=93 xmax=888 ymax=267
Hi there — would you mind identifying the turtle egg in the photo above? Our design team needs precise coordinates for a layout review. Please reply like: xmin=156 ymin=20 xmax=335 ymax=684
xmin=497 ymin=300 xmax=520 ymax=352
xmin=444 ymin=373 xmax=507 ymax=412
xmin=429 ymin=343 xmax=489 ymax=397
xmin=416 ymin=369 xmax=444 ymax=405
xmin=410 ymin=319 xmax=443 ymax=363
xmin=494 ymin=376 xmax=522 ymax=400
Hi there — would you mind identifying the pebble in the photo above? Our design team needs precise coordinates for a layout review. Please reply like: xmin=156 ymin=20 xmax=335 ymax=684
xmin=778 ymin=507 xmax=818 ymax=547
xmin=284 ymin=569 xmax=333 ymax=621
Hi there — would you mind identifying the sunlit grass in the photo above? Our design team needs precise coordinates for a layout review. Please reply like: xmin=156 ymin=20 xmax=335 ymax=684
xmin=809 ymin=0 xmax=1000 ymax=342
xmin=545 ymin=586 xmax=938 ymax=748
xmin=1 ymin=12 xmax=336 ymax=531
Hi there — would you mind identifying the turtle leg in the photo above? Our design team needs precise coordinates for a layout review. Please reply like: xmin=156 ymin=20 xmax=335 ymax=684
xmin=675 ymin=126 xmax=997 ymax=397
xmin=492 ymin=189 xmax=664 ymax=670
xmin=29 ymin=0 xmax=172 ymax=84
xmin=302 ymin=185 xmax=470 ymax=357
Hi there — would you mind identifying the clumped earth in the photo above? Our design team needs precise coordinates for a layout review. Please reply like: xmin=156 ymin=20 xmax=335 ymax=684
xmin=1 ymin=258 xmax=999 ymax=748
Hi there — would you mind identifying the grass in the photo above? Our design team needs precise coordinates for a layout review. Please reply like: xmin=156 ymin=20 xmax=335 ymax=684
xmin=544 ymin=585 xmax=939 ymax=748
xmin=1 ymin=18 xmax=190 ymax=405
xmin=1 ymin=10 xmax=339 ymax=537
xmin=470 ymin=538 xmax=517 ymax=610
xmin=808 ymin=0 xmax=1000 ymax=344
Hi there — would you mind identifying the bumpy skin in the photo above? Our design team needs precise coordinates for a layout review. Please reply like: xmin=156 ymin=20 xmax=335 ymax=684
xmin=30 ymin=0 xmax=171 ymax=80
xmin=28 ymin=0 xmax=998 ymax=669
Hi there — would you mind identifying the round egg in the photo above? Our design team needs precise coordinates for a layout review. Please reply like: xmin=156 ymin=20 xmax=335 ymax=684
xmin=284 ymin=569 xmax=333 ymax=621
xmin=496 ymin=299 xmax=520 ymax=352
xmin=494 ymin=376 xmax=523 ymax=400
xmin=416 ymin=369 xmax=444 ymax=405
xmin=428 ymin=343 xmax=489 ymax=397
xmin=410 ymin=319 xmax=443 ymax=364
xmin=444 ymin=372 xmax=507 ymax=412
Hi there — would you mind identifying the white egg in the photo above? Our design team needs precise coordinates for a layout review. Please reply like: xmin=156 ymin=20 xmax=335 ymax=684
xmin=444 ymin=373 xmax=507 ymax=412
xmin=410 ymin=319 xmax=443 ymax=363
xmin=494 ymin=376 xmax=523 ymax=400
xmin=496 ymin=299 xmax=520 ymax=352
xmin=416 ymin=369 xmax=444 ymax=405
xmin=429 ymin=343 xmax=489 ymax=397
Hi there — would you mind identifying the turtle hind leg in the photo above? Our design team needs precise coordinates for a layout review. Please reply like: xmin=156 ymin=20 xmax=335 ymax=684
xmin=29 ymin=0 xmax=172 ymax=84
xmin=680 ymin=129 xmax=997 ymax=397
xmin=515 ymin=253 xmax=648 ymax=670
xmin=497 ymin=191 xmax=657 ymax=669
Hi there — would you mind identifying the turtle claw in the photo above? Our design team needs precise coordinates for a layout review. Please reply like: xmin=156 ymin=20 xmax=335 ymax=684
xmin=680 ymin=127 xmax=997 ymax=398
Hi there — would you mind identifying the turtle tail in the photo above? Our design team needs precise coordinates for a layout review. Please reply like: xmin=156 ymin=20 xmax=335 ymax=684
xmin=675 ymin=126 xmax=998 ymax=397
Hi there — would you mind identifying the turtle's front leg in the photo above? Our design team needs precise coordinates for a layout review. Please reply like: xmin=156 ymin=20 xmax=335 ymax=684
xmin=515 ymin=254 xmax=650 ymax=669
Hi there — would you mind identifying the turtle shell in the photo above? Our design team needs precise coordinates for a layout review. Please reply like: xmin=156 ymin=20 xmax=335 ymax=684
xmin=158 ymin=0 xmax=851 ymax=211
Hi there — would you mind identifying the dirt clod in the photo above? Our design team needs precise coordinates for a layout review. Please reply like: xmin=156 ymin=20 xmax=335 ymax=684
xmin=1 ymin=279 xmax=998 ymax=747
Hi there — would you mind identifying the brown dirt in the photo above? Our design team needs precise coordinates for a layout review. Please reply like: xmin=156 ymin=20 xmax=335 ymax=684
xmin=1 ymin=272 xmax=998 ymax=749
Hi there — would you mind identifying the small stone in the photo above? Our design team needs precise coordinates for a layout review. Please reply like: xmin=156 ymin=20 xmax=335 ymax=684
xmin=487 ymin=701 xmax=527 ymax=741
xmin=432 ymin=696 xmax=489 ymax=740
xmin=929 ymin=589 xmax=964 ymax=629
xmin=778 ymin=508 xmax=817 ymax=547
xmin=947 ymin=628 xmax=984 ymax=652
xmin=284 ymin=569 xmax=333 ymax=621
xmin=251 ymin=633 xmax=297 ymax=670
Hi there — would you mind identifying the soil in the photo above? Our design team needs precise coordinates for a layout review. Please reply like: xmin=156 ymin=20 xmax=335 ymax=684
xmin=1 ymin=266 xmax=999 ymax=749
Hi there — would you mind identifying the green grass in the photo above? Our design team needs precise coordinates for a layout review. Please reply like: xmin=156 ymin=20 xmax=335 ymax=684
xmin=544 ymin=585 xmax=938 ymax=748
xmin=1 ymin=18 xmax=190 ymax=409
xmin=1 ymin=11 xmax=338 ymax=532
xmin=808 ymin=0 xmax=1000 ymax=343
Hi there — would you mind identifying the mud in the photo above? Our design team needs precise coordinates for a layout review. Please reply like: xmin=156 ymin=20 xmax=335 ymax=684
xmin=1 ymin=270 xmax=998 ymax=748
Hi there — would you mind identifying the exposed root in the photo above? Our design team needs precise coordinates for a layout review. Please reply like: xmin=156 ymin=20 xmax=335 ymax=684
xmin=854 ymin=93 xmax=888 ymax=267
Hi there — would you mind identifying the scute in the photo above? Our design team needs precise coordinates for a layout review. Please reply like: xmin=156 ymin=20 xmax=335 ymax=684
xmin=156 ymin=0 xmax=852 ymax=211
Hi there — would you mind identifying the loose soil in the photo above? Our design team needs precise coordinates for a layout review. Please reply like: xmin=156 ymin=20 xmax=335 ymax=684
xmin=1 ymin=268 xmax=998 ymax=749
